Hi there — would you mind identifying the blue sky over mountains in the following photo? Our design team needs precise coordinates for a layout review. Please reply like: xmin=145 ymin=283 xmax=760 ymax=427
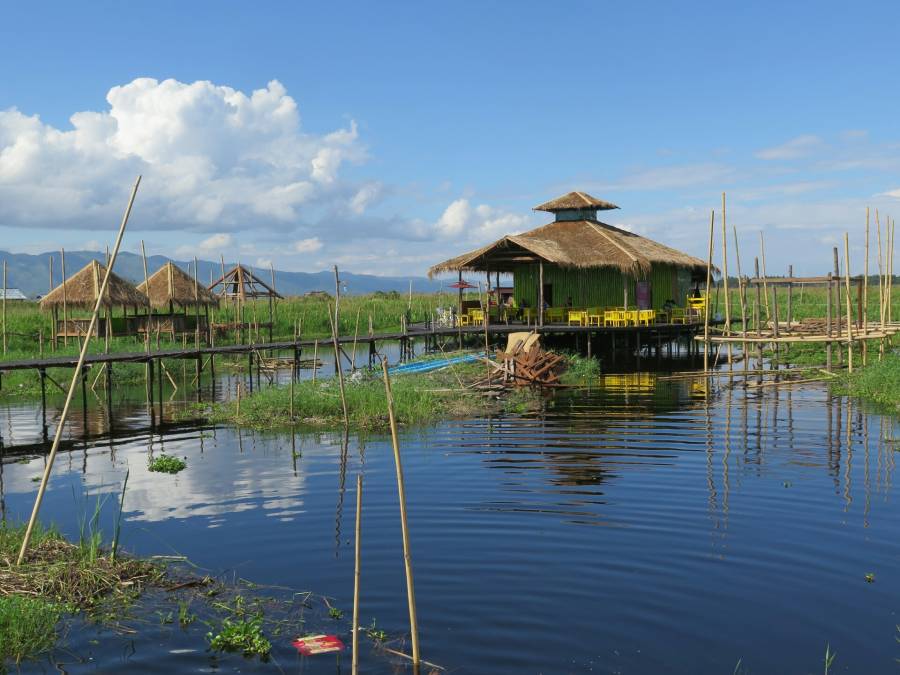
xmin=1 ymin=1 xmax=899 ymax=276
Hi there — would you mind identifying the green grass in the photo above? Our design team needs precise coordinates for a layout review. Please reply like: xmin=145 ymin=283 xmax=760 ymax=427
xmin=0 ymin=595 xmax=62 ymax=666
xmin=834 ymin=354 xmax=900 ymax=410
xmin=148 ymin=453 xmax=187 ymax=474
xmin=207 ymin=617 xmax=271 ymax=659
xmin=190 ymin=358 xmax=552 ymax=431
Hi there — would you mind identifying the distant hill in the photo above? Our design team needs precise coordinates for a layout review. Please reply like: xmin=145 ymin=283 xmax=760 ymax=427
xmin=0 ymin=250 xmax=445 ymax=299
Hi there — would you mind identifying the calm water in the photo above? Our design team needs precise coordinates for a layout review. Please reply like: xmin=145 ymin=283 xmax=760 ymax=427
xmin=1 ymin=365 xmax=899 ymax=673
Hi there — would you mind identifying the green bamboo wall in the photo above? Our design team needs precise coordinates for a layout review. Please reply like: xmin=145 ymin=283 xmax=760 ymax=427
xmin=512 ymin=263 xmax=686 ymax=310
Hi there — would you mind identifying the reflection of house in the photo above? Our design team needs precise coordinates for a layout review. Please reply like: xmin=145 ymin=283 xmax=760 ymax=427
xmin=430 ymin=191 xmax=708 ymax=315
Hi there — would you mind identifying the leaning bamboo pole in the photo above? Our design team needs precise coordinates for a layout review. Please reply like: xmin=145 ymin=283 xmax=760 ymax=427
xmin=328 ymin=307 xmax=349 ymax=425
xmin=17 ymin=175 xmax=141 ymax=565
xmin=352 ymin=473 xmax=362 ymax=675
xmin=703 ymin=210 xmax=715 ymax=372
xmin=381 ymin=358 xmax=420 ymax=667
xmin=721 ymin=193 xmax=732 ymax=364
xmin=844 ymin=233 xmax=853 ymax=373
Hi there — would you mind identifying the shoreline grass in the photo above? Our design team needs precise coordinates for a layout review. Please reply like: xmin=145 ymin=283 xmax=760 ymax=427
xmin=833 ymin=354 xmax=900 ymax=411
xmin=186 ymin=357 xmax=554 ymax=431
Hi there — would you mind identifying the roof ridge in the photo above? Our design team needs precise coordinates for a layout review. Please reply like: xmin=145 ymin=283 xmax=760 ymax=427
xmin=584 ymin=221 xmax=640 ymax=265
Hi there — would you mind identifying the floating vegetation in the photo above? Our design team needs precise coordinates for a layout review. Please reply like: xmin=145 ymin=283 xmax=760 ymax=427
xmin=864 ymin=572 xmax=875 ymax=583
xmin=207 ymin=616 xmax=272 ymax=658
xmin=148 ymin=453 xmax=187 ymax=474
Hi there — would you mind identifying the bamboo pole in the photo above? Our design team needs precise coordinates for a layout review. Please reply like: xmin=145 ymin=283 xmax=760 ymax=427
xmin=380 ymin=358 xmax=420 ymax=667
xmin=864 ymin=207 xmax=869 ymax=365
xmin=48 ymin=256 xmax=54 ymax=350
xmin=876 ymin=210 xmax=885 ymax=331
xmin=703 ymin=210 xmax=715 ymax=372
xmin=845 ymin=233 xmax=853 ymax=373
xmin=351 ymin=308 xmax=361 ymax=371
xmin=312 ymin=339 xmax=318 ymax=383
xmin=759 ymin=231 xmax=771 ymax=321
xmin=61 ymin=248 xmax=68 ymax=348
xmin=890 ymin=217 xmax=895 ymax=326
xmin=2 ymin=260 xmax=6 ymax=355
xmin=352 ymin=473 xmax=362 ymax=675
xmin=733 ymin=225 xmax=748 ymax=371
xmin=17 ymin=175 xmax=141 ymax=565
xmin=140 ymin=241 xmax=151 ymax=355
xmin=328 ymin=307 xmax=348 ymax=424
xmin=721 ymin=193 xmax=732 ymax=364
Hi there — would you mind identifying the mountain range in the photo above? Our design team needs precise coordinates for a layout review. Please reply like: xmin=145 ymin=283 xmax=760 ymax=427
xmin=0 ymin=250 xmax=445 ymax=299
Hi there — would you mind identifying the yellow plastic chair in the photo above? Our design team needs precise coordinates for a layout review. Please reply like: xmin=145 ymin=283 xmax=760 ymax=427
xmin=458 ymin=313 xmax=471 ymax=327
xmin=638 ymin=309 xmax=656 ymax=326
xmin=470 ymin=308 xmax=485 ymax=325
xmin=545 ymin=307 xmax=566 ymax=323
xmin=588 ymin=313 xmax=603 ymax=327
xmin=567 ymin=310 xmax=588 ymax=326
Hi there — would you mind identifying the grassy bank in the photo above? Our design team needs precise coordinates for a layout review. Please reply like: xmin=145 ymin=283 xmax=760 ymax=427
xmin=0 ymin=521 xmax=164 ymax=667
xmin=191 ymin=359 xmax=543 ymax=430
xmin=834 ymin=354 xmax=900 ymax=411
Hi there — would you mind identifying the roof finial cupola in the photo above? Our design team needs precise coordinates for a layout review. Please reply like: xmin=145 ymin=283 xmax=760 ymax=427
xmin=533 ymin=190 xmax=619 ymax=222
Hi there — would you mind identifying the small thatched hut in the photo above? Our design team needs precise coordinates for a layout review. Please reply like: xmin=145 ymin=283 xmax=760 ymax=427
xmin=137 ymin=262 xmax=219 ymax=310
xmin=429 ymin=191 xmax=710 ymax=319
xmin=40 ymin=259 xmax=147 ymax=339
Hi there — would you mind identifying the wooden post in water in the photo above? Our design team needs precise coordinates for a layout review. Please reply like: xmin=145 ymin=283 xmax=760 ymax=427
xmin=826 ymin=272 xmax=833 ymax=371
xmin=833 ymin=247 xmax=842 ymax=365
xmin=328 ymin=306 xmax=349 ymax=426
xmin=732 ymin=226 xmax=748 ymax=372
xmin=844 ymin=233 xmax=854 ymax=373
xmin=721 ymin=193 xmax=732 ymax=365
xmin=759 ymin=232 xmax=771 ymax=321
xmin=538 ymin=261 xmax=544 ymax=327
xmin=351 ymin=308 xmax=361 ymax=371
xmin=48 ymin=255 xmax=55 ymax=351
xmin=863 ymin=207 xmax=869 ymax=365
xmin=2 ymin=259 xmax=6 ymax=355
xmin=17 ymin=175 xmax=141 ymax=565
xmin=312 ymin=339 xmax=318 ymax=383
xmin=703 ymin=210 xmax=714 ymax=372
xmin=381 ymin=359 xmax=420 ymax=667
xmin=61 ymin=248 xmax=68 ymax=348
xmin=352 ymin=473 xmax=362 ymax=675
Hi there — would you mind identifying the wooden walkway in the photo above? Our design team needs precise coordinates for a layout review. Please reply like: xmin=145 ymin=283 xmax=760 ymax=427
xmin=0 ymin=321 xmax=703 ymax=374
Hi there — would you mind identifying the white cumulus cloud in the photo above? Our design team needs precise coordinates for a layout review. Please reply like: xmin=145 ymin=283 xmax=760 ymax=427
xmin=0 ymin=78 xmax=366 ymax=231
xmin=293 ymin=237 xmax=323 ymax=253
xmin=435 ymin=198 xmax=531 ymax=243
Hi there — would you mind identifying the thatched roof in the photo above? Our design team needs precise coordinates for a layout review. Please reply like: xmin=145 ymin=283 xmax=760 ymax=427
xmin=429 ymin=219 xmax=712 ymax=279
xmin=533 ymin=191 xmax=619 ymax=213
xmin=40 ymin=260 xmax=147 ymax=310
xmin=137 ymin=262 xmax=219 ymax=309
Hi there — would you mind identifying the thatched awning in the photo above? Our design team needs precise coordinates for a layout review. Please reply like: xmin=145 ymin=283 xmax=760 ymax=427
xmin=137 ymin=262 xmax=219 ymax=309
xmin=533 ymin=191 xmax=619 ymax=212
xmin=428 ymin=219 xmax=713 ymax=279
xmin=40 ymin=260 xmax=147 ymax=310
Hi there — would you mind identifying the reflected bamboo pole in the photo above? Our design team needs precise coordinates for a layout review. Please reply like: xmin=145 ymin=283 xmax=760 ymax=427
xmin=844 ymin=233 xmax=853 ymax=373
xmin=703 ymin=210 xmax=715 ymax=373
xmin=381 ymin=358 xmax=420 ymax=667
xmin=17 ymin=176 xmax=141 ymax=565
xmin=352 ymin=473 xmax=362 ymax=675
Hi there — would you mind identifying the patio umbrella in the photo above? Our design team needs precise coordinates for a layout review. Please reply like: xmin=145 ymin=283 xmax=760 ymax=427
xmin=448 ymin=280 xmax=477 ymax=289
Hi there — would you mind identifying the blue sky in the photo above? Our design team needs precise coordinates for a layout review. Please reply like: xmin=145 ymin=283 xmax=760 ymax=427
xmin=1 ymin=1 xmax=899 ymax=276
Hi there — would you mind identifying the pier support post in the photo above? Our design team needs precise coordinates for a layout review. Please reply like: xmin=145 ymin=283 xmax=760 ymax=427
xmin=248 ymin=352 xmax=254 ymax=393
xmin=39 ymin=368 xmax=48 ymax=439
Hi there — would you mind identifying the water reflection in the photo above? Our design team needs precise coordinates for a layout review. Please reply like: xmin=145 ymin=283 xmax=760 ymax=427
xmin=1 ymin=368 xmax=900 ymax=673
